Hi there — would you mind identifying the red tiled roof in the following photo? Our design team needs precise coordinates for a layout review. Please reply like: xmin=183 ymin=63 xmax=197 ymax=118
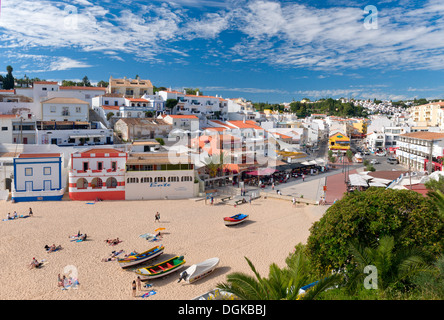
xmin=81 ymin=148 xmax=124 ymax=154
xmin=102 ymin=105 xmax=120 ymax=110
xmin=227 ymin=120 xmax=263 ymax=130
xmin=167 ymin=115 xmax=198 ymax=119
xmin=59 ymin=86 xmax=106 ymax=91
xmin=0 ymin=114 xmax=18 ymax=118
xmin=126 ymin=98 xmax=149 ymax=102
xmin=400 ymin=131 xmax=444 ymax=140
xmin=19 ymin=153 xmax=60 ymax=158
xmin=33 ymin=81 xmax=58 ymax=85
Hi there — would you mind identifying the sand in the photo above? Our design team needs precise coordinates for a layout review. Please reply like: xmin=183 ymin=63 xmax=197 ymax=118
xmin=0 ymin=197 xmax=327 ymax=300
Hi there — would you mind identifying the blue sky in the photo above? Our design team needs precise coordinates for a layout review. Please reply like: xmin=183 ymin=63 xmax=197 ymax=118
xmin=1 ymin=0 xmax=444 ymax=103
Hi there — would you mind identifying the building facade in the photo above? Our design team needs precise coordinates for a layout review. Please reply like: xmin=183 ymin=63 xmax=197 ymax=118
xmin=12 ymin=153 xmax=64 ymax=202
xmin=124 ymin=153 xmax=196 ymax=200
xmin=68 ymin=148 xmax=127 ymax=201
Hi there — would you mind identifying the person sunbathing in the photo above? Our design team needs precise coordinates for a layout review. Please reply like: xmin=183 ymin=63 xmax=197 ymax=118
xmin=47 ymin=244 xmax=62 ymax=253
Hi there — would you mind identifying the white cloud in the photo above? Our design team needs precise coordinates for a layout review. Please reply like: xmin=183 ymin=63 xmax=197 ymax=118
xmin=2 ymin=0 xmax=444 ymax=74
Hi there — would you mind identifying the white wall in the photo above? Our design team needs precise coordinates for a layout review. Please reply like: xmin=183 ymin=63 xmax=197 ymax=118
xmin=125 ymin=170 xmax=194 ymax=200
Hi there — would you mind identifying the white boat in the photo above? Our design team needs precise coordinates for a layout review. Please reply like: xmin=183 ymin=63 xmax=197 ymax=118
xmin=178 ymin=257 xmax=220 ymax=284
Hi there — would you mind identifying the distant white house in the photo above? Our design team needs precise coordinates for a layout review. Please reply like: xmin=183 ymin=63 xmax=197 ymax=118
xmin=12 ymin=153 xmax=64 ymax=202
xmin=41 ymin=97 xmax=89 ymax=122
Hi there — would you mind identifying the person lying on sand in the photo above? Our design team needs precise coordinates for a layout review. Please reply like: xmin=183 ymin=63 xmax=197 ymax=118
xmin=45 ymin=244 xmax=62 ymax=253
xmin=102 ymin=250 xmax=125 ymax=262
xmin=105 ymin=238 xmax=122 ymax=246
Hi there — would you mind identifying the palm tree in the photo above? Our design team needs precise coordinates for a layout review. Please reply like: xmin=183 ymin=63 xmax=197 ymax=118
xmin=346 ymin=235 xmax=431 ymax=294
xmin=426 ymin=189 xmax=444 ymax=220
xmin=216 ymin=246 xmax=342 ymax=300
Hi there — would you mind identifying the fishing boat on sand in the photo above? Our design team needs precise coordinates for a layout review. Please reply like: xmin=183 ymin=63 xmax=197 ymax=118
xmin=135 ymin=256 xmax=185 ymax=280
xmin=178 ymin=257 xmax=220 ymax=284
xmin=223 ymin=213 xmax=248 ymax=226
xmin=117 ymin=245 xmax=164 ymax=268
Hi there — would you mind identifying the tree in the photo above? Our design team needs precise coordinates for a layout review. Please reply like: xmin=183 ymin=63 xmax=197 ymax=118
xmin=216 ymin=245 xmax=342 ymax=300
xmin=81 ymin=76 xmax=91 ymax=87
xmin=425 ymin=176 xmax=444 ymax=220
xmin=3 ymin=65 xmax=14 ymax=90
xmin=165 ymin=99 xmax=178 ymax=111
xmin=97 ymin=80 xmax=109 ymax=87
xmin=62 ymin=80 xmax=78 ymax=86
xmin=346 ymin=149 xmax=353 ymax=162
xmin=184 ymin=88 xmax=202 ymax=95
xmin=106 ymin=112 xmax=114 ymax=121
xmin=346 ymin=235 xmax=431 ymax=294
xmin=306 ymin=188 xmax=444 ymax=275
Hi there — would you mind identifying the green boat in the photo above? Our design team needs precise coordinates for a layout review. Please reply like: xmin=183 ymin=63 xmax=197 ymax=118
xmin=135 ymin=256 xmax=185 ymax=280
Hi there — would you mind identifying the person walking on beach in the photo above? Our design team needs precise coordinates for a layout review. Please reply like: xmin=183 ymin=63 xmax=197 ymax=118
xmin=302 ymin=174 xmax=305 ymax=182
xmin=136 ymin=276 xmax=142 ymax=291
xmin=132 ymin=280 xmax=137 ymax=297
xmin=29 ymin=208 xmax=33 ymax=217
xmin=292 ymin=197 xmax=296 ymax=207
xmin=155 ymin=212 xmax=160 ymax=223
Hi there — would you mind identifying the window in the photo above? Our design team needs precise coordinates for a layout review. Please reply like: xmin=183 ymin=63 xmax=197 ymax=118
xmin=181 ymin=176 xmax=192 ymax=182
xmin=141 ymin=177 xmax=153 ymax=183
xmin=43 ymin=167 xmax=51 ymax=175
xmin=1 ymin=127 xmax=8 ymax=131
xmin=155 ymin=177 xmax=166 ymax=183
xmin=106 ymin=177 xmax=117 ymax=188
xmin=127 ymin=177 xmax=139 ymax=183
xmin=76 ymin=178 xmax=88 ymax=189
xmin=50 ymin=106 xmax=56 ymax=113
xmin=76 ymin=107 xmax=81 ymax=113
xmin=91 ymin=177 xmax=103 ymax=189
xmin=25 ymin=168 xmax=33 ymax=176
xmin=97 ymin=162 xmax=103 ymax=170
xmin=168 ymin=176 xmax=179 ymax=182
xmin=111 ymin=161 xmax=117 ymax=171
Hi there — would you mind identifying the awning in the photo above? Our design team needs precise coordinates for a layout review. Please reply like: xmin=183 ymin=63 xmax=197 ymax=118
xmin=69 ymin=134 xmax=105 ymax=138
xmin=348 ymin=174 xmax=368 ymax=187
xmin=246 ymin=168 xmax=276 ymax=176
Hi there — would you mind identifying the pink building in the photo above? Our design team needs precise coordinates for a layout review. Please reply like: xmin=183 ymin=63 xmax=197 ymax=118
xmin=69 ymin=148 xmax=127 ymax=201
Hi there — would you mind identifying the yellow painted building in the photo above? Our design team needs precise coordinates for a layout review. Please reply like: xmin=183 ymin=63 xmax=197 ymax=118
xmin=107 ymin=76 xmax=154 ymax=98
xmin=329 ymin=132 xmax=350 ymax=152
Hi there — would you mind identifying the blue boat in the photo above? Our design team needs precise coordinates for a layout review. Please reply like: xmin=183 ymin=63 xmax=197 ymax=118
xmin=223 ymin=213 xmax=248 ymax=226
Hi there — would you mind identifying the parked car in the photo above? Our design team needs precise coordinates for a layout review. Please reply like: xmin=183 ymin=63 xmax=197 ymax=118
xmin=376 ymin=151 xmax=387 ymax=157
xmin=363 ymin=150 xmax=370 ymax=155
xmin=370 ymin=159 xmax=380 ymax=165
xmin=387 ymin=157 xmax=399 ymax=164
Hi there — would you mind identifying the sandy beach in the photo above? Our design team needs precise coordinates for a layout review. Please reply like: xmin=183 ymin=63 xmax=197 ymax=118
xmin=0 ymin=197 xmax=327 ymax=300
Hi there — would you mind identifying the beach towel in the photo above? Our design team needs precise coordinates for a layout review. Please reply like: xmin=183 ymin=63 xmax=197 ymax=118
xmin=141 ymin=290 xmax=156 ymax=298
xmin=86 ymin=202 xmax=95 ymax=205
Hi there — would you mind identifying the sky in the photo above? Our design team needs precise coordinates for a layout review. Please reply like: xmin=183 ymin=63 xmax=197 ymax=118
xmin=0 ymin=0 xmax=444 ymax=103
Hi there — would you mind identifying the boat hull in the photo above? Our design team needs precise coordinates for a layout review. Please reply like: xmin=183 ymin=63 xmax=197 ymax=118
xmin=182 ymin=257 xmax=220 ymax=284
xmin=223 ymin=214 xmax=248 ymax=226
xmin=118 ymin=246 xmax=164 ymax=268
xmin=135 ymin=256 xmax=185 ymax=280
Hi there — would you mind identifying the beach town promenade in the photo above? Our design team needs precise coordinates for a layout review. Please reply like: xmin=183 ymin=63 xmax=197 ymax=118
xmin=0 ymin=196 xmax=327 ymax=300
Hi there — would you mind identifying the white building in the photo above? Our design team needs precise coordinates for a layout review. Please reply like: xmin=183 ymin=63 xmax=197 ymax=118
xmin=11 ymin=152 xmax=64 ymax=202
xmin=41 ymin=97 xmax=89 ymax=122
xmin=124 ymin=152 xmax=196 ymax=200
